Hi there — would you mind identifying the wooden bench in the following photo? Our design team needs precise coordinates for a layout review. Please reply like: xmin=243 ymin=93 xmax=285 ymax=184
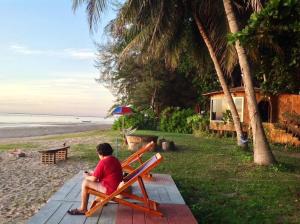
xmin=38 ymin=146 xmax=69 ymax=164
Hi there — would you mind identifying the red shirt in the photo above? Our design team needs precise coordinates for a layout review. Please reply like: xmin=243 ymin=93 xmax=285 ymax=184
xmin=92 ymin=156 xmax=123 ymax=195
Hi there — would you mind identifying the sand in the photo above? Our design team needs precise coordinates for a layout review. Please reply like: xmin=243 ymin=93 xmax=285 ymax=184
xmin=0 ymin=123 xmax=111 ymax=139
xmin=0 ymin=152 xmax=90 ymax=224
xmin=0 ymin=124 xmax=113 ymax=224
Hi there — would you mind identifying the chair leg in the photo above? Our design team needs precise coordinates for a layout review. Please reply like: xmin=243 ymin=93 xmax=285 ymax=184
xmin=90 ymin=200 xmax=98 ymax=209
xmin=113 ymin=196 xmax=163 ymax=217
xmin=86 ymin=191 xmax=163 ymax=217
xmin=86 ymin=201 xmax=103 ymax=217
xmin=138 ymin=177 xmax=149 ymax=202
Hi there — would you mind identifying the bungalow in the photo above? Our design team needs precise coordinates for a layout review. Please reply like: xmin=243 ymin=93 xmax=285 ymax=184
xmin=203 ymin=87 xmax=300 ymax=145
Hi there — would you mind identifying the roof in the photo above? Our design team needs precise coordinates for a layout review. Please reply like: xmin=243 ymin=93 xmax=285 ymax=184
xmin=202 ymin=87 xmax=262 ymax=96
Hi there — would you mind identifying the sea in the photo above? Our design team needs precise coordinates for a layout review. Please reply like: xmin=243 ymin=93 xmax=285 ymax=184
xmin=0 ymin=113 xmax=114 ymax=128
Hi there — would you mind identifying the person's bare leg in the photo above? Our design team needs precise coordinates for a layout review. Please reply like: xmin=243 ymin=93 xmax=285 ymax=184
xmin=80 ymin=179 xmax=106 ymax=212
xmin=80 ymin=179 xmax=89 ymax=211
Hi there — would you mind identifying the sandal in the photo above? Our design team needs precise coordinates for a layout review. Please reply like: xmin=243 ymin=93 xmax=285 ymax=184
xmin=67 ymin=208 xmax=86 ymax=215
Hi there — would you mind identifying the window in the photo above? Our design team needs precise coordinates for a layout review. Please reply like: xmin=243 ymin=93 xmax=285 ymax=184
xmin=210 ymin=97 xmax=244 ymax=122
xmin=234 ymin=98 xmax=243 ymax=122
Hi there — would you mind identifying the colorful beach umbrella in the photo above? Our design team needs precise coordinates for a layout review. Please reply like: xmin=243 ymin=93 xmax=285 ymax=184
xmin=111 ymin=106 xmax=133 ymax=129
xmin=112 ymin=106 xmax=134 ymax=156
xmin=112 ymin=106 xmax=133 ymax=115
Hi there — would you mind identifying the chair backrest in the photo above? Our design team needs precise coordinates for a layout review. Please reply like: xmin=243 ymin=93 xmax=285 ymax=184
xmin=97 ymin=153 xmax=163 ymax=207
xmin=123 ymin=153 xmax=162 ymax=182
xmin=121 ymin=141 xmax=155 ymax=167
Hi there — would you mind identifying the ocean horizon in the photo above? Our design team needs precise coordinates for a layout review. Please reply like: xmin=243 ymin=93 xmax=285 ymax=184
xmin=0 ymin=113 xmax=114 ymax=128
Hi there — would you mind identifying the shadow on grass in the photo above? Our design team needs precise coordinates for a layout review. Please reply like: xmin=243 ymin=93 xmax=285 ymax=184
xmin=272 ymin=150 xmax=300 ymax=174
xmin=270 ymin=160 xmax=300 ymax=173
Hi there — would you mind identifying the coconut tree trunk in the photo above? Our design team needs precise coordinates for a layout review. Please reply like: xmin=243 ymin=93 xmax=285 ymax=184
xmin=223 ymin=0 xmax=276 ymax=165
xmin=151 ymin=85 xmax=157 ymax=110
xmin=193 ymin=13 xmax=244 ymax=146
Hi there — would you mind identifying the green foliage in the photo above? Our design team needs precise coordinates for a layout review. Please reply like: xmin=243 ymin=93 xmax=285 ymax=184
xmin=256 ymin=54 xmax=300 ymax=95
xmin=97 ymin=44 xmax=203 ymax=114
xmin=222 ymin=109 xmax=233 ymax=124
xmin=95 ymin=0 xmax=221 ymax=115
xmin=159 ymin=107 xmax=195 ymax=133
xmin=176 ymin=53 xmax=219 ymax=107
xmin=187 ymin=114 xmax=210 ymax=136
xmin=112 ymin=109 xmax=158 ymax=130
xmin=229 ymin=0 xmax=300 ymax=44
xmin=230 ymin=0 xmax=300 ymax=94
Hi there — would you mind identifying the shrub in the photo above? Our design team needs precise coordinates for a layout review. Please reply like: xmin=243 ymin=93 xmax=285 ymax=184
xmin=222 ymin=110 xmax=233 ymax=124
xmin=187 ymin=114 xmax=210 ymax=136
xmin=112 ymin=109 xmax=158 ymax=130
xmin=159 ymin=107 xmax=195 ymax=133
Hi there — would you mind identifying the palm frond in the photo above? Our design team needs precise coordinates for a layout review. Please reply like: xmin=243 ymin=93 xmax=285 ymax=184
xmin=72 ymin=0 xmax=108 ymax=31
xmin=245 ymin=0 xmax=263 ymax=12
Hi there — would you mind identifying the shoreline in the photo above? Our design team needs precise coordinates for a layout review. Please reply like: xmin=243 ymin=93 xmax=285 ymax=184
xmin=0 ymin=123 xmax=112 ymax=139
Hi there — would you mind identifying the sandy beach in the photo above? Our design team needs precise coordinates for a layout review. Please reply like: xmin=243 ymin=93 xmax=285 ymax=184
xmin=0 ymin=123 xmax=111 ymax=139
xmin=0 ymin=124 xmax=113 ymax=224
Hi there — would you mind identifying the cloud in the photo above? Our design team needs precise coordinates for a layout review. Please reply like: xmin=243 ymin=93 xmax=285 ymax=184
xmin=10 ymin=45 xmax=43 ymax=55
xmin=0 ymin=77 xmax=115 ymax=116
xmin=63 ymin=49 xmax=95 ymax=60
xmin=10 ymin=44 xmax=95 ymax=60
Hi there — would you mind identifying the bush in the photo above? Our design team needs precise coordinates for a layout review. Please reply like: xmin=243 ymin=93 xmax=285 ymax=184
xmin=159 ymin=107 xmax=195 ymax=133
xmin=187 ymin=114 xmax=210 ymax=136
xmin=222 ymin=110 xmax=233 ymax=124
xmin=112 ymin=109 xmax=158 ymax=130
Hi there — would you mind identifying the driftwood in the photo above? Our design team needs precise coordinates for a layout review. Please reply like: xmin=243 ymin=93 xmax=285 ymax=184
xmin=8 ymin=149 xmax=26 ymax=158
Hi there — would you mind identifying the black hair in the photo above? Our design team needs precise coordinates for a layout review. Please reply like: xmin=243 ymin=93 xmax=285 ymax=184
xmin=96 ymin=143 xmax=113 ymax=156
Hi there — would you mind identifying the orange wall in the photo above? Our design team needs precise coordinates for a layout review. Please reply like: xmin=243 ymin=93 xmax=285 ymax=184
xmin=276 ymin=94 xmax=300 ymax=122
xmin=209 ymin=92 xmax=290 ymax=125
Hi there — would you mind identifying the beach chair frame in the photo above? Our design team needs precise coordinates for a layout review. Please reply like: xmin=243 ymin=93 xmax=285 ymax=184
xmin=85 ymin=153 xmax=163 ymax=217
xmin=121 ymin=141 xmax=155 ymax=179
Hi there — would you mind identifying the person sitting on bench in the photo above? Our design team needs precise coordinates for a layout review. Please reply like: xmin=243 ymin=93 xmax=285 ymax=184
xmin=68 ymin=143 xmax=123 ymax=215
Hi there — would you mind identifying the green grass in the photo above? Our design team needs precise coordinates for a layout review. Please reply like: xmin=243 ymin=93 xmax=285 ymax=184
xmin=0 ymin=143 xmax=39 ymax=152
xmin=2 ymin=130 xmax=300 ymax=223
xmin=39 ymin=129 xmax=117 ymax=140
xmin=271 ymin=143 xmax=300 ymax=152
xmin=70 ymin=130 xmax=300 ymax=223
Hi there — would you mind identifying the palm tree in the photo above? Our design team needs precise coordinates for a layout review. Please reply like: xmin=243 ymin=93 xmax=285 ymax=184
xmin=73 ymin=1 xmax=277 ymax=165
xmin=191 ymin=2 xmax=245 ymax=146
xmin=73 ymin=0 xmax=245 ymax=146
xmin=222 ymin=0 xmax=276 ymax=165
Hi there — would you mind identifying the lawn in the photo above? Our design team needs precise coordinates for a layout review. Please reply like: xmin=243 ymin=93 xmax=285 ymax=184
xmin=69 ymin=130 xmax=300 ymax=223
xmin=0 ymin=143 xmax=39 ymax=152
xmin=1 ymin=130 xmax=299 ymax=223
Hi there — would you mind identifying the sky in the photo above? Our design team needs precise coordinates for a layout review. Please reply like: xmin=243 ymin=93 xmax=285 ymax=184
xmin=0 ymin=0 xmax=117 ymax=117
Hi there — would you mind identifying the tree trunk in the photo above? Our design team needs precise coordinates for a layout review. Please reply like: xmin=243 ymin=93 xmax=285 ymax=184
xmin=223 ymin=0 xmax=276 ymax=165
xmin=151 ymin=85 xmax=157 ymax=110
xmin=193 ymin=14 xmax=244 ymax=146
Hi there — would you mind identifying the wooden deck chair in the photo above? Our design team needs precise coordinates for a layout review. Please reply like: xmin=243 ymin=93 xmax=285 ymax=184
xmin=85 ymin=153 xmax=163 ymax=217
xmin=121 ymin=141 xmax=155 ymax=179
